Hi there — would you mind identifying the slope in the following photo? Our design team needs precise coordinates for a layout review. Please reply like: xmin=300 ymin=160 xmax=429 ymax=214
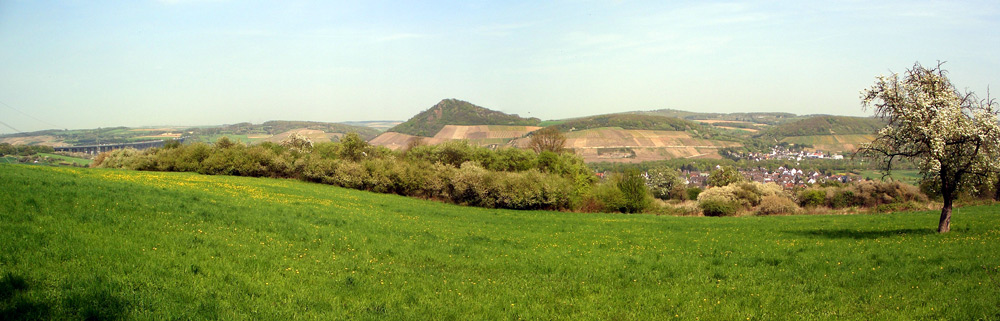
xmin=2 ymin=164 xmax=998 ymax=319
xmin=760 ymin=115 xmax=884 ymax=152
xmin=763 ymin=115 xmax=884 ymax=137
xmin=388 ymin=99 xmax=540 ymax=137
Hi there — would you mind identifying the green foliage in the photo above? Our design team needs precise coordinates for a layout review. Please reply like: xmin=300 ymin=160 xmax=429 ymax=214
xmin=686 ymin=187 xmax=703 ymax=200
xmin=617 ymin=168 xmax=651 ymax=213
xmin=91 ymin=132 xmax=593 ymax=211
xmin=214 ymin=136 xmax=238 ymax=149
xmin=799 ymin=181 xmax=928 ymax=209
xmin=338 ymin=133 xmax=369 ymax=162
xmin=707 ymin=166 xmax=745 ymax=187
xmin=388 ymin=99 xmax=540 ymax=137
xmin=799 ymin=189 xmax=827 ymax=207
xmin=762 ymin=115 xmax=884 ymax=138
xmin=3 ymin=165 xmax=1000 ymax=319
xmin=0 ymin=143 xmax=54 ymax=156
xmin=550 ymin=114 xmax=703 ymax=132
xmin=698 ymin=198 xmax=741 ymax=217
xmin=637 ymin=109 xmax=799 ymax=125
xmin=189 ymin=120 xmax=381 ymax=142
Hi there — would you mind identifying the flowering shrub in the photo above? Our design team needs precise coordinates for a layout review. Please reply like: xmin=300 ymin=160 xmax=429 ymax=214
xmin=757 ymin=195 xmax=799 ymax=215
xmin=698 ymin=182 xmax=793 ymax=216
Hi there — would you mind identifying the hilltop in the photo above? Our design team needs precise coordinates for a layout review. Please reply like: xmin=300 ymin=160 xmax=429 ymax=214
xmin=387 ymin=99 xmax=540 ymax=137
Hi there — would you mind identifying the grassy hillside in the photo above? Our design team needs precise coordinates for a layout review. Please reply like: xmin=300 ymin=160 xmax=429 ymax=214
xmin=780 ymin=134 xmax=877 ymax=153
xmin=388 ymin=99 xmax=540 ymax=137
xmin=2 ymin=164 xmax=999 ymax=319
xmin=0 ymin=121 xmax=382 ymax=147
xmin=550 ymin=114 xmax=704 ymax=132
xmin=636 ymin=109 xmax=800 ymax=125
xmin=764 ymin=115 xmax=884 ymax=137
xmin=189 ymin=121 xmax=381 ymax=142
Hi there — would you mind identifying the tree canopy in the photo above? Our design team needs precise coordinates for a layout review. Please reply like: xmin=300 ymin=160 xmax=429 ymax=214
xmin=527 ymin=127 xmax=566 ymax=154
xmin=858 ymin=62 xmax=1000 ymax=233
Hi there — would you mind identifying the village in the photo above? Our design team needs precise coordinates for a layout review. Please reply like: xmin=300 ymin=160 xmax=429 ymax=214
xmin=680 ymin=165 xmax=856 ymax=189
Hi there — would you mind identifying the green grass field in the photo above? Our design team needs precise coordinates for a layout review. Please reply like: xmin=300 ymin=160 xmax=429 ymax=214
xmin=37 ymin=153 xmax=93 ymax=166
xmin=192 ymin=134 xmax=254 ymax=144
xmin=1 ymin=164 xmax=998 ymax=319
xmin=861 ymin=170 xmax=923 ymax=185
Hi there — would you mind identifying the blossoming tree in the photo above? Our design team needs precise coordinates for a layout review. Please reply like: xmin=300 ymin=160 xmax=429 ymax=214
xmin=858 ymin=63 xmax=1000 ymax=233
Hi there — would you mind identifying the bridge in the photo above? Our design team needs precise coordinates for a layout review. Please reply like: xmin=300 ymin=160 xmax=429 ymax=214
xmin=54 ymin=138 xmax=186 ymax=155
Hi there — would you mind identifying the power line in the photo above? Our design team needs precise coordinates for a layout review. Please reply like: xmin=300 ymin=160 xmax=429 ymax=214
xmin=0 ymin=99 xmax=64 ymax=130
xmin=0 ymin=120 xmax=21 ymax=133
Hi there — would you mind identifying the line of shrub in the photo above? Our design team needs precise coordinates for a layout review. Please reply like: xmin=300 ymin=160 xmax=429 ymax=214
xmin=93 ymin=135 xmax=595 ymax=211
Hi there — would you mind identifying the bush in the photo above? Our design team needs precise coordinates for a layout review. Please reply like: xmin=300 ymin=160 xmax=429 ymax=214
xmin=696 ymin=182 xmax=790 ymax=216
xmin=617 ymin=168 xmax=651 ymax=213
xmin=699 ymin=198 xmax=741 ymax=217
xmin=81 ymin=129 xmax=597 ymax=212
xmin=798 ymin=189 xmax=827 ymax=207
xmin=828 ymin=190 xmax=856 ymax=209
xmin=756 ymin=195 xmax=799 ymax=215
xmin=448 ymin=162 xmax=572 ymax=210
xmin=589 ymin=181 xmax=625 ymax=213
xmin=686 ymin=187 xmax=702 ymax=200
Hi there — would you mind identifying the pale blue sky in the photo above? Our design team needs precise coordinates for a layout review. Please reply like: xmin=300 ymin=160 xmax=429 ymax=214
xmin=1 ymin=0 xmax=998 ymax=133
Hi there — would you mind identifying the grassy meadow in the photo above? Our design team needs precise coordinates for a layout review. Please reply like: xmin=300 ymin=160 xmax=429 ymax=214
xmin=1 ymin=164 xmax=999 ymax=320
xmin=860 ymin=170 xmax=923 ymax=185
xmin=36 ymin=153 xmax=93 ymax=166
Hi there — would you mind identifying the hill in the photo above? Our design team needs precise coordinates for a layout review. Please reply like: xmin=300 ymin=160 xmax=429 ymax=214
xmin=3 ymin=164 xmax=999 ymax=319
xmin=339 ymin=120 xmax=402 ymax=131
xmin=0 ymin=121 xmax=381 ymax=147
xmin=388 ymin=99 xmax=540 ymax=137
xmin=635 ymin=109 xmax=801 ymax=125
xmin=763 ymin=115 xmax=884 ymax=137
xmin=549 ymin=114 xmax=705 ymax=132
xmin=188 ymin=120 xmax=381 ymax=143
xmin=779 ymin=134 xmax=877 ymax=153
xmin=551 ymin=128 xmax=741 ymax=162
xmin=371 ymin=125 xmax=543 ymax=150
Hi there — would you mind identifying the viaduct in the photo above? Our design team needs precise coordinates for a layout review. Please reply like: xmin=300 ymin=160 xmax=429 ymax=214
xmin=54 ymin=138 xmax=186 ymax=155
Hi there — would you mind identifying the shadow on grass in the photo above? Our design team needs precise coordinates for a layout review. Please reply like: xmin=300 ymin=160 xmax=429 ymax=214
xmin=1 ymin=272 xmax=51 ymax=321
xmin=789 ymin=228 xmax=936 ymax=239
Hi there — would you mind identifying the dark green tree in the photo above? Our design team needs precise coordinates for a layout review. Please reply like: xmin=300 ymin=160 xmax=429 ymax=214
xmin=617 ymin=168 xmax=650 ymax=213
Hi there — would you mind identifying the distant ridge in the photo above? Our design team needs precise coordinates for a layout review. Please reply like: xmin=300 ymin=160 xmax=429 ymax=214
xmin=388 ymin=99 xmax=540 ymax=137
xmin=549 ymin=114 xmax=705 ymax=132
xmin=762 ymin=115 xmax=884 ymax=137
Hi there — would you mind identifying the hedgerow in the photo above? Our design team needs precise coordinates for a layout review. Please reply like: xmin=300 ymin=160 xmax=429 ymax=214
xmin=93 ymin=135 xmax=591 ymax=211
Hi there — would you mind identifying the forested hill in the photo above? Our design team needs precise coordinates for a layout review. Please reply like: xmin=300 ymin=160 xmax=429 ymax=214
xmin=762 ymin=116 xmax=885 ymax=137
xmin=388 ymin=99 xmax=541 ymax=137
xmin=550 ymin=114 xmax=706 ymax=132
xmin=636 ymin=109 xmax=799 ymax=125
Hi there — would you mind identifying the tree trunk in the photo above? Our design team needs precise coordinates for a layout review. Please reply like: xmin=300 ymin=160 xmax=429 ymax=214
xmin=938 ymin=196 xmax=953 ymax=233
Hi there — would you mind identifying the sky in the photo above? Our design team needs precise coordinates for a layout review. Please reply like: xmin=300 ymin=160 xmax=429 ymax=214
xmin=1 ymin=0 xmax=998 ymax=134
